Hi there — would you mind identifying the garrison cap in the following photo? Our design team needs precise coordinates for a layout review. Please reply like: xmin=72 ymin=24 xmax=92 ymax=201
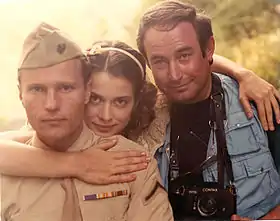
xmin=18 ymin=22 xmax=84 ymax=70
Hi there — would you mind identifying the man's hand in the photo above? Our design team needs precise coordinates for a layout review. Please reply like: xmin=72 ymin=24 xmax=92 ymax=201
xmin=238 ymin=68 xmax=280 ymax=131
xmin=72 ymin=138 xmax=150 ymax=185
xmin=260 ymin=205 xmax=280 ymax=220
xmin=231 ymin=214 xmax=251 ymax=221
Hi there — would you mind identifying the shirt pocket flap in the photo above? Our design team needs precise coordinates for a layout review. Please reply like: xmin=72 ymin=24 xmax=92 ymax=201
xmin=226 ymin=111 xmax=260 ymax=156
xmin=207 ymin=152 xmax=273 ymax=182
xmin=233 ymin=153 xmax=273 ymax=181
xmin=226 ymin=111 xmax=253 ymax=132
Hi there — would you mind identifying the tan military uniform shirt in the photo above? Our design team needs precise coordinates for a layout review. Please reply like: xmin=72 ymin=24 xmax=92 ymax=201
xmin=1 ymin=125 xmax=173 ymax=221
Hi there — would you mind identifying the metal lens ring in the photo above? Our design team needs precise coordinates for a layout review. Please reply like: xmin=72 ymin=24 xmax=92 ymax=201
xmin=197 ymin=195 xmax=218 ymax=217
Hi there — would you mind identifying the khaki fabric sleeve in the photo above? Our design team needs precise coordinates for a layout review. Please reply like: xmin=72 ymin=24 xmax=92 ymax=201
xmin=127 ymin=157 xmax=174 ymax=221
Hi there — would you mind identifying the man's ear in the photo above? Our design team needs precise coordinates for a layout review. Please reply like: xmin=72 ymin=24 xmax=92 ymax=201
xmin=84 ymin=79 xmax=92 ymax=104
xmin=18 ymin=84 xmax=24 ymax=107
xmin=206 ymin=36 xmax=215 ymax=62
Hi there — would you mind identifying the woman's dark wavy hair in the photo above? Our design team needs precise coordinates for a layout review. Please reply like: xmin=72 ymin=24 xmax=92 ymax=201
xmin=86 ymin=40 xmax=157 ymax=138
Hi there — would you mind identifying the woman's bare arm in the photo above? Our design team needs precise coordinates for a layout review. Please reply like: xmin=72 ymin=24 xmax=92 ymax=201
xmin=0 ymin=132 xmax=149 ymax=184
xmin=212 ymin=54 xmax=280 ymax=131
xmin=0 ymin=139 xmax=77 ymax=178
xmin=0 ymin=130 xmax=33 ymax=142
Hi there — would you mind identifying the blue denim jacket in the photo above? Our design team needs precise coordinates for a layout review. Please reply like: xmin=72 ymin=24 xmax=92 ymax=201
xmin=155 ymin=74 xmax=280 ymax=219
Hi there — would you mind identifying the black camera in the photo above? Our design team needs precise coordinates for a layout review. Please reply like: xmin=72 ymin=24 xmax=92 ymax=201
xmin=169 ymin=180 xmax=236 ymax=220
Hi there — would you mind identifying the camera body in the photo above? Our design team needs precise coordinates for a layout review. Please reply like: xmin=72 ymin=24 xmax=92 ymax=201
xmin=169 ymin=181 xmax=236 ymax=220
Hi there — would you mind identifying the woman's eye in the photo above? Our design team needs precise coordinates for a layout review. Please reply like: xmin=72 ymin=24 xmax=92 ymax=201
xmin=90 ymin=95 xmax=101 ymax=105
xmin=114 ymin=99 xmax=128 ymax=107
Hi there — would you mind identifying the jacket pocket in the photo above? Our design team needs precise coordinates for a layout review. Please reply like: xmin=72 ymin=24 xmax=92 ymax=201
xmin=234 ymin=153 xmax=278 ymax=210
xmin=225 ymin=111 xmax=262 ymax=157
xmin=205 ymin=152 xmax=278 ymax=212
xmin=76 ymin=181 xmax=130 ymax=220
xmin=233 ymin=152 xmax=274 ymax=181
xmin=204 ymin=111 xmax=279 ymax=213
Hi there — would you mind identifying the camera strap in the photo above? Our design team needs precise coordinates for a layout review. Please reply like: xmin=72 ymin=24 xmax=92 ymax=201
xmin=210 ymin=74 xmax=234 ymax=185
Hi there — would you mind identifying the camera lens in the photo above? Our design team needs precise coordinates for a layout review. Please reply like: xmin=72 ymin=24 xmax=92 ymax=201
xmin=197 ymin=195 xmax=217 ymax=217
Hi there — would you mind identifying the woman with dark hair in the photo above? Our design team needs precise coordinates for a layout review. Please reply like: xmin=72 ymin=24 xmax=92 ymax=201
xmin=84 ymin=40 xmax=157 ymax=141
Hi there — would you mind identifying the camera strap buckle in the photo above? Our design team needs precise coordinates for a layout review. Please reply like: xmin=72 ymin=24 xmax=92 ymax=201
xmin=170 ymin=147 xmax=180 ymax=180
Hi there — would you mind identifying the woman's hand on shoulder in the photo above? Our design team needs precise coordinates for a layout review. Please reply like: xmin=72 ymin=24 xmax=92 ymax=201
xmin=72 ymin=137 xmax=151 ymax=185
xmin=238 ymin=68 xmax=280 ymax=131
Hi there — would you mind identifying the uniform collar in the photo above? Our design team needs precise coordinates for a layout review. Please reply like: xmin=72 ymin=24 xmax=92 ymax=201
xmin=29 ymin=123 xmax=97 ymax=152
